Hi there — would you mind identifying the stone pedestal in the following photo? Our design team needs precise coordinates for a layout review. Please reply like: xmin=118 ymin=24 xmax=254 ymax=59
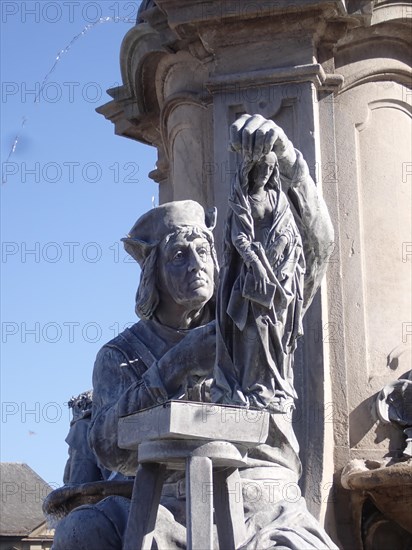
xmin=118 ymin=401 xmax=269 ymax=550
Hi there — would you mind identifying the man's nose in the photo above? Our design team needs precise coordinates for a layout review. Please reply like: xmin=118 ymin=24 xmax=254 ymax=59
xmin=187 ymin=249 xmax=203 ymax=271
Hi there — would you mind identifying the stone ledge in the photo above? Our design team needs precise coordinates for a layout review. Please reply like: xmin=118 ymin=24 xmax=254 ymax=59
xmin=118 ymin=400 xmax=270 ymax=450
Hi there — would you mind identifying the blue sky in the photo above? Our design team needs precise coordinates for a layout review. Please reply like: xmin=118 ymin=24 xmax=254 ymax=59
xmin=1 ymin=1 xmax=157 ymax=488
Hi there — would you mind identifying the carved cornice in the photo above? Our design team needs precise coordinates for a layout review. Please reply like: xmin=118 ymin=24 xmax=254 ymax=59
xmin=155 ymin=51 xmax=211 ymax=109
xmin=155 ymin=0 xmax=348 ymax=30
xmin=207 ymin=63 xmax=344 ymax=93
xmin=97 ymin=24 xmax=170 ymax=146
xmin=118 ymin=25 xmax=168 ymax=112
xmin=335 ymin=29 xmax=412 ymax=93
xmin=97 ymin=0 xmax=410 ymax=149
xmin=339 ymin=67 xmax=412 ymax=93
xmin=96 ymin=94 xmax=161 ymax=146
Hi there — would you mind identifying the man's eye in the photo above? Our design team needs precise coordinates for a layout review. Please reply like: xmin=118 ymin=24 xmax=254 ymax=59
xmin=173 ymin=250 xmax=184 ymax=261
xmin=197 ymin=247 xmax=208 ymax=259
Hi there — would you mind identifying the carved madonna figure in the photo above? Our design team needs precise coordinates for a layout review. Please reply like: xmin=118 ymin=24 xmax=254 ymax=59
xmin=212 ymin=149 xmax=306 ymax=410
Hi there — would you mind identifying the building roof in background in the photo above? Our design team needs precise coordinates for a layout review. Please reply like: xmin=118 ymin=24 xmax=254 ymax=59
xmin=0 ymin=463 xmax=53 ymax=536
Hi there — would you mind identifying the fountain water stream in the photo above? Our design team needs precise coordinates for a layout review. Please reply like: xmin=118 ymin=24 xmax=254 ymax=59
xmin=3 ymin=16 xmax=135 ymax=184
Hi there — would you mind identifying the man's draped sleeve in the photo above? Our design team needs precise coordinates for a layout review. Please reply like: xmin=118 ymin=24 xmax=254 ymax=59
xmin=282 ymin=150 xmax=334 ymax=312
xmin=88 ymin=345 xmax=162 ymax=475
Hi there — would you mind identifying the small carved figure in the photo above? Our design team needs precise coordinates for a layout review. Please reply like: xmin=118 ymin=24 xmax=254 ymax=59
xmin=63 ymin=390 xmax=109 ymax=485
xmin=376 ymin=372 xmax=412 ymax=457
xmin=213 ymin=147 xmax=305 ymax=410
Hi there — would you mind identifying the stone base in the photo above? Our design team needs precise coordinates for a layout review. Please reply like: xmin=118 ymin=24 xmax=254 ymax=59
xmin=118 ymin=400 xmax=269 ymax=450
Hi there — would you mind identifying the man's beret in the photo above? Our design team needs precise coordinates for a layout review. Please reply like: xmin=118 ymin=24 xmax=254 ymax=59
xmin=122 ymin=200 xmax=217 ymax=266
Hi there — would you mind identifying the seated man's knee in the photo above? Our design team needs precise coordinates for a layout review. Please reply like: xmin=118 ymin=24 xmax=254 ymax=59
xmin=52 ymin=496 xmax=130 ymax=550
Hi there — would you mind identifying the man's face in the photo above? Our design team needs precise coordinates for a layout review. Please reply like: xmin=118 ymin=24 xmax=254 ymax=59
xmin=157 ymin=231 xmax=214 ymax=311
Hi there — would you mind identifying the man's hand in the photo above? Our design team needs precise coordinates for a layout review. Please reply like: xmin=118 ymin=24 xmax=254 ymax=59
xmin=229 ymin=114 xmax=297 ymax=178
xmin=177 ymin=321 xmax=216 ymax=378
xmin=157 ymin=321 xmax=216 ymax=393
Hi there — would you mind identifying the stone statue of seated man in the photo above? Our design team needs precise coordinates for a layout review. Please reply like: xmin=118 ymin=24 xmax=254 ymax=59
xmin=52 ymin=115 xmax=337 ymax=550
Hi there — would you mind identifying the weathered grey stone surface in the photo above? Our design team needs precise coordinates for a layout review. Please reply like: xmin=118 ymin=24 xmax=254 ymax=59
xmin=118 ymin=400 xmax=269 ymax=449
